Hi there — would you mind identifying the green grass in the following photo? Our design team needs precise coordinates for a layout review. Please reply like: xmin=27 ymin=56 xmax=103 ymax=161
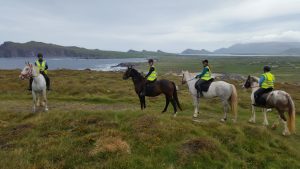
xmin=0 ymin=56 xmax=300 ymax=168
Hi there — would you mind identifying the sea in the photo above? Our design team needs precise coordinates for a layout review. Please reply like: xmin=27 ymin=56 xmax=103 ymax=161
xmin=0 ymin=57 xmax=146 ymax=71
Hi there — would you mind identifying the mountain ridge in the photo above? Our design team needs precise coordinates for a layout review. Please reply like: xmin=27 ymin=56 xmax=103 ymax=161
xmin=181 ymin=42 xmax=300 ymax=55
xmin=0 ymin=41 xmax=174 ymax=58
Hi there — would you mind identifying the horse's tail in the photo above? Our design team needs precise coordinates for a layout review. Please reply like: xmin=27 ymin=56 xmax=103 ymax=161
xmin=172 ymin=82 xmax=182 ymax=111
xmin=286 ymin=93 xmax=296 ymax=133
xmin=230 ymin=84 xmax=238 ymax=121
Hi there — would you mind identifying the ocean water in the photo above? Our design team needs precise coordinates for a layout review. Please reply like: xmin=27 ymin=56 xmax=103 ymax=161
xmin=0 ymin=57 xmax=146 ymax=71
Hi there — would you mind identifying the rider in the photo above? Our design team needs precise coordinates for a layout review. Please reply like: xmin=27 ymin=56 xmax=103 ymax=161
xmin=254 ymin=65 xmax=275 ymax=106
xmin=140 ymin=59 xmax=157 ymax=96
xmin=194 ymin=59 xmax=212 ymax=98
xmin=28 ymin=53 xmax=51 ymax=91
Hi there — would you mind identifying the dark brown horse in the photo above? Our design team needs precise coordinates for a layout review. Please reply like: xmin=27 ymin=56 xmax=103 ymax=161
xmin=123 ymin=67 xmax=182 ymax=116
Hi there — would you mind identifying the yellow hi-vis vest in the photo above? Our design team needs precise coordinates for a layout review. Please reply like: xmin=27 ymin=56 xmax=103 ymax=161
xmin=261 ymin=72 xmax=275 ymax=89
xmin=36 ymin=60 xmax=48 ymax=74
xmin=147 ymin=66 xmax=157 ymax=81
xmin=201 ymin=66 xmax=212 ymax=81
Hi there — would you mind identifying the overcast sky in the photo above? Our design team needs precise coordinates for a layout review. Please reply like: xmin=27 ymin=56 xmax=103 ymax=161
xmin=1 ymin=0 xmax=300 ymax=52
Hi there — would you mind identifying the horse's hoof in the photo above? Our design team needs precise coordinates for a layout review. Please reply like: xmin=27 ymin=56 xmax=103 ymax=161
xmin=262 ymin=122 xmax=269 ymax=126
xmin=45 ymin=108 xmax=49 ymax=112
xmin=282 ymin=131 xmax=291 ymax=136
xmin=193 ymin=115 xmax=198 ymax=118
xmin=271 ymin=124 xmax=277 ymax=130
xmin=248 ymin=119 xmax=255 ymax=124
xmin=173 ymin=113 xmax=177 ymax=117
xmin=220 ymin=118 xmax=226 ymax=122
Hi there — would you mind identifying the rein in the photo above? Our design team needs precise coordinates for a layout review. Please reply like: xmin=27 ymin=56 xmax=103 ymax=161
xmin=21 ymin=65 xmax=38 ymax=79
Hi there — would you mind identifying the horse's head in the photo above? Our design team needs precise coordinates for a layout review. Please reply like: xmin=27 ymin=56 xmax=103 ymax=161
xmin=243 ymin=75 xmax=258 ymax=89
xmin=123 ymin=66 xmax=134 ymax=80
xmin=19 ymin=62 xmax=33 ymax=80
xmin=181 ymin=71 xmax=190 ymax=85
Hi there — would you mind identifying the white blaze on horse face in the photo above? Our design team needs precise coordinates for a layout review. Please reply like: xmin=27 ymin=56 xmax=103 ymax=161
xmin=20 ymin=65 xmax=30 ymax=79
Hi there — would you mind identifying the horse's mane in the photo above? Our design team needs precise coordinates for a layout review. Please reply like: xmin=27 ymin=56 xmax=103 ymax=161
xmin=250 ymin=76 xmax=259 ymax=82
xmin=29 ymin=64 xmax=40 ymax=76
xmin=131 ymin=68 xmax=144 ymax=80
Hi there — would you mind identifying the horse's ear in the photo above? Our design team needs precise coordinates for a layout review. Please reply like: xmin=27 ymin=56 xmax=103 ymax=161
xmin=130 ymin=65 xmax=133 ymax=69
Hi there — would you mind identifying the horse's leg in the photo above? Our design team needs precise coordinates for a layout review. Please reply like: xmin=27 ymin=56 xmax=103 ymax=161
xmin=271 ymin=115 xmax=281 ymax=130
xmin=192 ymin=97 xmax=199 ymax=118
xmin=143 ymin=96 xmax=146 ymax=109
xmin=139 ymin=96 xmax=143 ymax=110
xmin=196 ymin=98 xmax=200 ymax=115
xmin=162 ymin=95 xmax=170 ymax=113
xmin=220 ymin=100 xmax=229 ymax=122
xmin=248 ymin=105 xmax=256 ymax=123
xmin=262 ymin=108 xmax=269 ymax=126
xmin=43 ymin=90 xmax=48 ymax=112
xmin=279 ymin=111 xmax=290 ymax=136
xmin=32 ymin=91 xmax=36 ymax=113
xmin=170 ymin=97 xmax=177 ymax=117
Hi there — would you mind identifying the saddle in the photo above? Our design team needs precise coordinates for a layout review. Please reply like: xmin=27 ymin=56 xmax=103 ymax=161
xmin=257 ymin=92 xmax=272 ymax=107
xmin=145 ymin=81 xmax=157 ymax=94
xmin=200 ymin=78 xmax=214 ymax=92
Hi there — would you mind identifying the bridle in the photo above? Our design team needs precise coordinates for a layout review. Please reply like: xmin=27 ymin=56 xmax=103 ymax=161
xmin=244 ymin=76 xmax=259 ymax=89
xmin=20 ymin=64 xmax=34 ymax=79
xmin=181 ymin=73 xmax=195 ymax=85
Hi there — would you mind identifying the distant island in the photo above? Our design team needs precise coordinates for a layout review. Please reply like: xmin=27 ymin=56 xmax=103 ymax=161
xmin=0 ymin=41 xmax=174 ymax=58
xmin=181 ymin=42 xmax=300 ymax=55
xmin=181 ymin=49 xmax=212 ymax=55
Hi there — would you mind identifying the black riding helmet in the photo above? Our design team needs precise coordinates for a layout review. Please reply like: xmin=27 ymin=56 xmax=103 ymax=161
xmin=263 ymin=65 xmax=271 ymax=72
xmin=202 ymin=59 xmax=208 ymax=64
xmin=37 ymin=53 xmax=43 ymax=58
xmin=148 ymin=59 xmax=154 ymax=63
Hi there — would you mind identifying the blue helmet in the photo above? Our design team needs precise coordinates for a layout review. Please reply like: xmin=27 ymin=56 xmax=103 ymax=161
xmin=264 ymin=65 xmax=271 ymax=72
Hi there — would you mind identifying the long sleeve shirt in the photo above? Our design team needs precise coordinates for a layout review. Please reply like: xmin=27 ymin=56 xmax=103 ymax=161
xmin=145 ymin=67 xmax=155 ymax=78
xmin=258 ymin=75 xmax=265 ymax=87
xmin=195 ymin=67 xmax=209 ymax=78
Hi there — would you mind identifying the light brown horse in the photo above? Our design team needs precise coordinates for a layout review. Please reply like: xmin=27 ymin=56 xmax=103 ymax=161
xmin=123 ymin=67 xmax=182 ymax=116
xmin=244 ymin=75 xmax=296 ymax=135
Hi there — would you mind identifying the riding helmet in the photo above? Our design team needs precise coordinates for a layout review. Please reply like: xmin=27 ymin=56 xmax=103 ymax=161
xmin=263 ymin=65 xmax=271 ymax=72
xmin=202 ymin=59 xmax=208 ymax=64
xmin=148 ymin=59 xmax=154 ymax=63
xmin=37 ymin=53 xmax=43 ymax=58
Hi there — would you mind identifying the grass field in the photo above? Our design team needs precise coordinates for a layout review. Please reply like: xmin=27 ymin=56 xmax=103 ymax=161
xmin=0 ymin=56 xmax=300 ymax=169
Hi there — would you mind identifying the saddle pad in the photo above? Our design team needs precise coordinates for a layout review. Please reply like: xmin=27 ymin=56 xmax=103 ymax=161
xmin=145 ymin=81 xmax=158 ymax=95
xmin=200 ymin=79 xmax=214 ymax=92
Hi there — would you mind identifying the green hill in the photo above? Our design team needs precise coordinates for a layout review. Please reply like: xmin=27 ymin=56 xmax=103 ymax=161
xmin=0 ymin=67 xmax=300 ymax=168
xmin=0 ymin=41 xmax=175 ymax=58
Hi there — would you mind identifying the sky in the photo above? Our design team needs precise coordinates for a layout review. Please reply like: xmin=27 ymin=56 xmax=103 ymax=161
xmin=1 ymin=0 xmax=300 ymax=52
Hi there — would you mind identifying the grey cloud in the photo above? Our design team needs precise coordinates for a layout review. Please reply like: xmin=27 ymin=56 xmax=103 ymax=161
xmin=1 ymin=0 xmax=300 ymax=52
